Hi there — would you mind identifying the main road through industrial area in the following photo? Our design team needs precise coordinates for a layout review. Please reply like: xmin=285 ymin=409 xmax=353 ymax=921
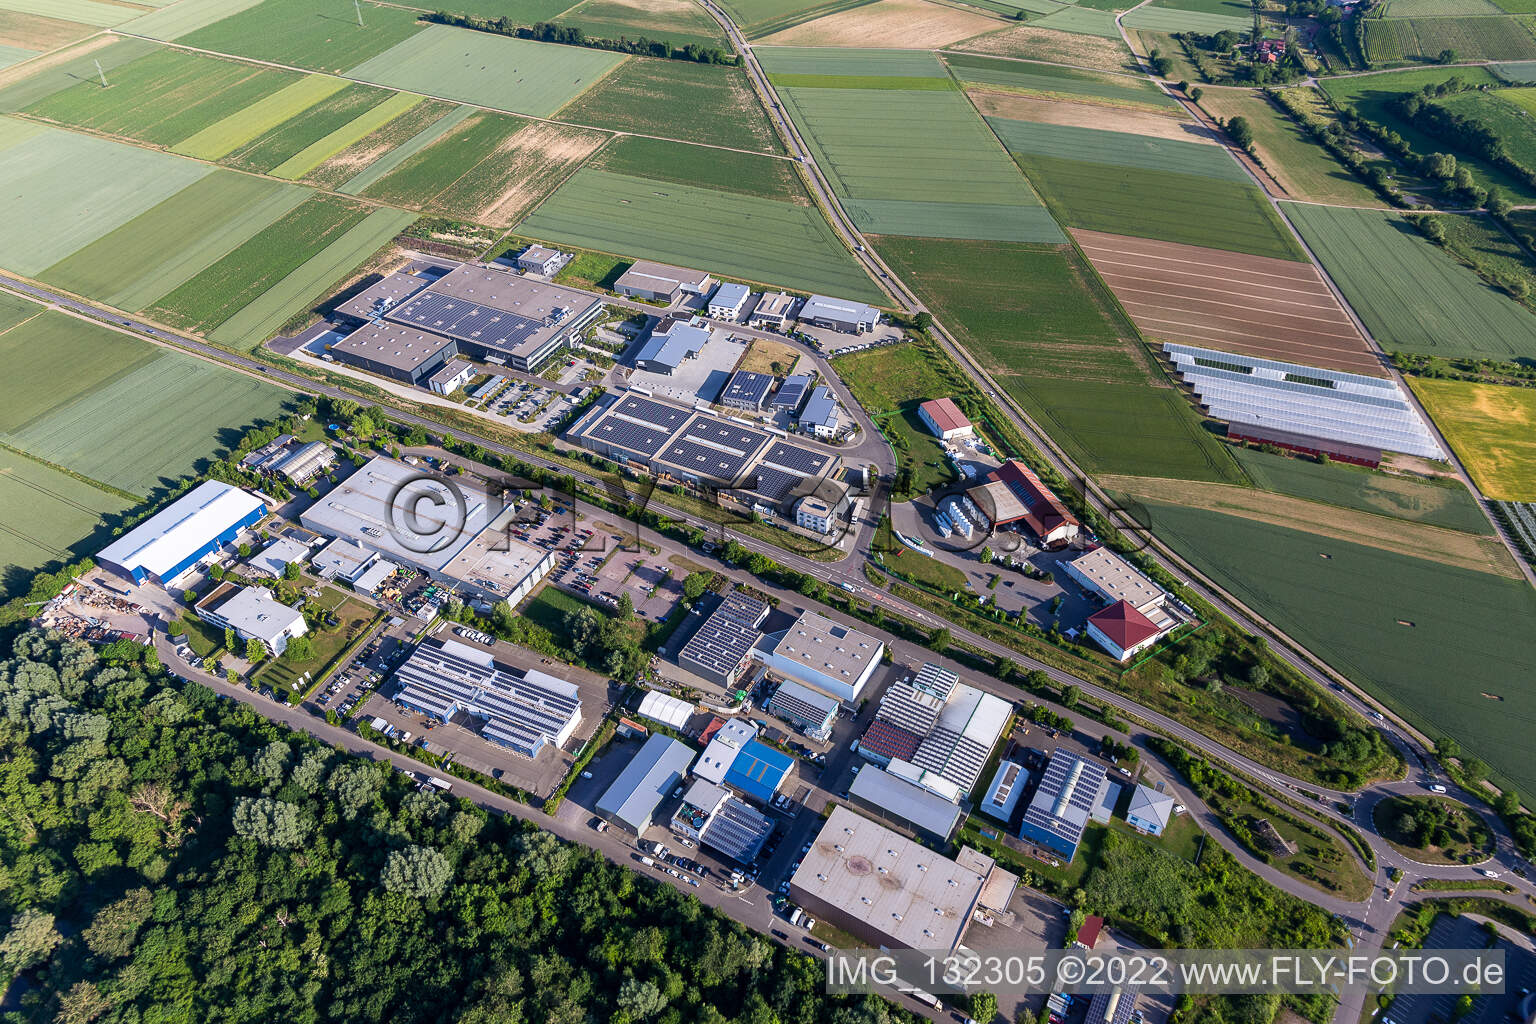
xmin=4 ymin=12 xmax=1533 ymax=1017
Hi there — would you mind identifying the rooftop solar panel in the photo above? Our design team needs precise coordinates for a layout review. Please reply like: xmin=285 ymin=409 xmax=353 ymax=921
xmin=614 ymin=395 xmax=691 ymax=431
xmin=761 ymin=440 xmax=829 ymax=475
xmin=389 ymin=292 xmax=545 ymax=355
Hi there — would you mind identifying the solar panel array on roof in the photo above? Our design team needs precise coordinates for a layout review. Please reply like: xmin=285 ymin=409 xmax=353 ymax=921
xmin=678 ymin=592 xmax=769 ymax=682
xmin=617 ymin=394 xmax=691 ymax=430
xmin=590 ymin=417 xmax=675 ymax=461
xmin=771 ymin=374 xmax=812 ymax=409
xmin=720 ymin=370 xmax=773 ymax=409
xmin=741 ymin=466 xmax=801 ymax=503
xmin=911 ymin=726 xmax=991 ymax=792
xmin=1021 ymin=749 xmax=1108 ymax=853
xmin=860 ymin=719 xmax=923 ymax=763
xmin=701 ymin=795 xmax=774 ymax=862
xmin=761 ymin=440 xmax=830 ymax=476
xmin=659 ymin=436 xmax=755 ymax=483
xmin=390 ymin=292 xmax=544 ymax=354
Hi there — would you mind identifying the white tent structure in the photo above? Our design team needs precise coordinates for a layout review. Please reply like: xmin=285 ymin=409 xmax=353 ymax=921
xmin=637 ymin=690 xmax=693 ymax=730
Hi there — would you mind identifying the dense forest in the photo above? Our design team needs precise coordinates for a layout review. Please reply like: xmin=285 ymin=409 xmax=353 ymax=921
xmin=0 ymin=629 xmax=913 ymax=1024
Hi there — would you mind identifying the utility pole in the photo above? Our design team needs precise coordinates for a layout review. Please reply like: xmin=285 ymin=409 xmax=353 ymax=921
xmin=94 ymin=59 xmax=107 ymax=87
xmin=354 ymin=0 xmax=364 ymax=26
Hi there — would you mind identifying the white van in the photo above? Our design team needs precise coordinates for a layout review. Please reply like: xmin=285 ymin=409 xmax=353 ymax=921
xmin=640 ymin=856 xmax=655 ymax=867
xmin=1429 ymin=784 xmax=1447 ymax=794
xmin=789 ymin=908 xmax=804 ymax=927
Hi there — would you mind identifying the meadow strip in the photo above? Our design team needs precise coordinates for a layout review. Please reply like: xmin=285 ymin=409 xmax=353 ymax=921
xmin=172 ymin=74 xmax=348 ymax=160
xmin=268 ymin=90 xmax=422 ymax=179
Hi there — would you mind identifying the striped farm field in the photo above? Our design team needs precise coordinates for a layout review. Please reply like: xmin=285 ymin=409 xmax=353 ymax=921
xmin=360 ymin=109 xmax=529 ymax=207
xmin=209 ymin=206 xmax=417 ymax=351
xmin=178 ymin=0 xmax=426 ymax=73
xmin=557 ymin=59 xmax=783 ymax=154
xmin=0 ymin=448 xmax=132 ymax=595
xmin=1387 ymin=0 xmax=1503 ymax=13
xmin=346 ymin=25 xmax=623 ymax=118
xmin=0 ymin=35 xmax=157 ymax=113
xmin=6 ymin=350 xmax=294 ymax=496
xmin=26 ymin=48 xmax=300 ymax=147
xmin=0 ymin=43 xmax=37 ymax=71
xmin=215 ymin=82 xmax=390 ymax=173
xmin=0 ymin=290 xmax=39 ymax=333
xmin=0 ymin=121 xmax=210 ymax=276
xmin=0 ymin=0 xmax=139 ymax=27
xmin=120 ymin=0 xmax=267 ymax=40
xmin=1121 ymin=0 xmax=1253 ymax=33
xmin=39 ymin=171 xmax=310 ymax=312
xmin=1410 ymin=378 xmax=1536 ymax=501
xmin=944 ymin=23 xmax=1139 ymax=72
xmin=1028 ymin=6 xmax=1122 ymax=36
xmin=720 ymin=0 xmax=881 ymax=37
xmin=0 ymin=9 xmax=98 ymax=53
xmin=1286 ymin=204 xmax=1536 ymax=360
xmin=267 ymin=90 xmax=422 ymax=179
xmin=328 ymin=101 xmax=469 ymax=193
xmin=757 ymin=44 xmax=948 ymax=76
xmin=172 ymin=74 xmax=350 ymax=161
xmin=0 ymin=309 xmax=156 ymax=434
xmin=1364 ymin=15 xmax=1536 ymax=61
xmin=756 ymin=0 xmax=1001 ymax=48
xmin=559 ymin=0 xmax=729 ymax=50
xmin=590 ymin=133 xmax=807 ymax=202
xmin=519 ymin=167 xmax=885 ymax=301
xmin=147 ymin=195 xmax=372 ymax=336
xmin=943 ymin=52 xmax=1178 ymax=110
xmin=988 ymin=116 xmax=1248 ymax=180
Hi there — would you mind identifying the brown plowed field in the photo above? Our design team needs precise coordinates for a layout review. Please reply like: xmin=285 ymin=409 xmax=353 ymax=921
xmin=1072 ymin=228 xmax=1388 ymax=377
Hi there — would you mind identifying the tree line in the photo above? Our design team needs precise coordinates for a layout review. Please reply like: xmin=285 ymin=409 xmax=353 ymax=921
xmin=425 ymin=11 xmax=738 ymax=65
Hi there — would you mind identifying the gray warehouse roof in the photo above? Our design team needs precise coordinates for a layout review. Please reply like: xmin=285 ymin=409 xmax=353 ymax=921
xmin=771 ymin=374 xmax=812 ymax=409
xmin=800 ymin=385 xmax=838 ymax=430
xmin=801 ymin=295 xmax=878 ymax=328
xmin=848 ymin=766 xmax=964 ymax=841
xmin=329 ymin=321 xmax=452 ymax=374
xmin=596 ymin=733 xmax=694 ymax=832
xmin=616 ymin=260 xmax=712 ymax=296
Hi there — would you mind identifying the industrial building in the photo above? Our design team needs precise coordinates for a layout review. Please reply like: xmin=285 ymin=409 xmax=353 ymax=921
xmin=1126 ymin=784 xmax=1175 ymax=836
xmin=794 ymin=494 xmax=838 ymax=535
xmin=97 ymin=481 xmax=265 ymax=586
xmin=770 ymin=374 xmax=812 ymax=412
xmin=918 ymin=398 xmax=973 ymax=440
xmin=614 ymin=260 xmax=714 ymax=304
xmin=427 ymin=359 xmax=476 ymax=396
xmin=847 ymin=765 xmax=964 ymax=844
xmin=967 ymin=460 xmax=1080 ymax=548
xmin=857 ymin=662 xmax=1010 ymax=796
xmin=239 ymin=435 xmax=335 ymax=485
xmin=707 ymin=282 xmax=751 ymax=320
xmin=514 ymin=244 xmax=564 ymax=276
xmin=718 ymin=370 xmax=773 ymax=411
xmin=299 ymin=456 xmax=554 ymax=613
xmin=327 ymin=321 xmax=457 ymax=384
xmin=979 ymin=760 xmax=1028 ymax=824
xmin=693 ymin=717 xmax=793 ymax=804
xmin=333 ymin=271 xmax=432 ymax=321
xmin=789 ymin=806 xmax=986 ymax=953
xmin=195 ymin=583 xmax=307 ymax=656
xmin=1017 ymin=749 xmax=1118 ymax=861
xmin=309 ymin=537 xmax=400 ymax=598
xmin=1164 ymin=342 xmax=1445 ymax=463
xmin=799 ymin=385 xmax=839 ymax=439
xmin=748 ymin=291 xmax=796 ymax=330
xmin=671 ymin=780 xmax=774 ymax=863
xmin=799 ymin=295 xmax=879 ymax=335
xmin=248 ymin=537 xmax=311 ymax=579
xmin=677 ymin=591 xmax=769 ymax=689
xmin=596 ymin=733 xmax=695 ymax=833
xmin=636 ymin=689 xmax=694 ymax=730
xmin=393 ymin=638 xmax=581 ymax=759
xmin=759 ymin=611 xmax=883 ymax=703
xmin=1087 ymin=601 xmax=1168 ymax=662
xmin=766 ymin=679 xmax=839 ymax=740
xmin=633 ymin=316 xmax=712 ymax=374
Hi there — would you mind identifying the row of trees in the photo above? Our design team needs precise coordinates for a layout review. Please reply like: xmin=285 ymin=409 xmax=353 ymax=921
xmin=424 ymin=11 xmax=738 ymax=65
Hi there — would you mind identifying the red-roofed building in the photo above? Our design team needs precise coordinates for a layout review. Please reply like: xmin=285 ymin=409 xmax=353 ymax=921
xmin=1086 ymin=600 xmax=1166 ymax=662
xmin=968 ymin=460 xmax=1080 ymax=548
xmin=1076 ymin=914 xmax=1105 ymax=949
xmin=858 ymin=719 xmax=923 ymax=765
xmin=918 ymin=398 xmax=974 ymax=441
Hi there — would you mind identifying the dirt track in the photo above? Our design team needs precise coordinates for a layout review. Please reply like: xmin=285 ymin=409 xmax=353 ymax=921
xmin=1072 ymin=228 xmax=1388 ymax=377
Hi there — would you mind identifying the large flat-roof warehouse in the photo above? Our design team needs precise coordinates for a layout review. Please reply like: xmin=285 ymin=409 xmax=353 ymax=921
xmin=97 ymin=481 xmax=266 ymax=586
xmin=677 ymin=591 xmax=769 ymax=689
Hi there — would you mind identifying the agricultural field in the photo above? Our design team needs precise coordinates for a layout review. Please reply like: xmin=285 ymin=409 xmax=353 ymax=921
xmin=0 ymin=10 xmax=95 ymax=56
xmin=1409 ymin=378 xmax=1536 ymax=501
xmin=1120 ymin=0 xmax=1253 ymax=33
xmin=203 ymin=82 xmax=400 ymax=173
xmin=346 ymin=24 xmax=623 ymax=118
xmin=0 ymin=35 xmax=157 ymax=112
xmin=988 ymin=116 xmax=1248 ymax=180
xmin=758 ymin=43 xmax=949 ymax=76
xmin=588 ymin=134 xmax=804 ymax=201
xmin=1127 ymin=499 xmax=1536 ymax=796
xmin=147 ymin=195 xmax=371 ymax=336
xmin=557 ymin=59 xmax=782 ymax=153
xmin=26 ymin=47 xmax=301 ymax=148
xmin=518 ymin=167 xmax=885 ymax=301
xmin=719 ymin=0 xmax=880 ymax=37
xmin=410 ymin=119 xmax=606 ymax=227
xmin=1286 ymin=204 xmax=1536 ymax=361
xmin=38 ymin=170 xmax=310 ymax=312
xmin=557 ymin=0 xmax=729 ymax=50
xmin=943 ymin=51 xmax=1178 ymax=110
xmin=1195 ymin=88 xmax=1386 ymax=206
xmin=268 ymin=90 xmax=423 ymax=179
xmin=0 ymin=289 xmax=38 ymax=333
xmin=1436 ymin=88 xmax=1536 ymax=170
xmin=872 ymin=234 xmax=1243 ymax=482
xmin=0 ymin=448 xmax=133 ymax=596
xmin=120 ymin=0 xmax=267 ymax=40
xmin=1230 ymin=446 xmax=1493 ymax=534
xmin=971 ymin=93 xmax=1200 ymax=141
xmin=0 ymin=120 xmax=211 ymax=276
xmin=1070 ymin=229 xmax=1381 ymax=375
xmin=1427 ymin=211 xmax=1536 ymax=312
xmin=772 ymin=61 xmax=1061 ymax=241
xmin=303 ymin=96 xmax=460 ymax=190
xmin=1363 ymin=15 xmax=1536 ymax=62
xmin=0 ymin=0 xmax=139 ymax=26
xmin=406 ymin=0 xmax=577 ymax=16
xmin=207 ymin=205 xmax=416 ymax=351
xmin=1028 ymin=5 xmax=1121 ymax=36
xmin=178 ymin=0 xmax=427 ymax=74
xmin=832 ymin=341 xmax=973 ymax=493
xmin=6 ymin=350 xmax=294 ymax=497
xmin=1386 ymin=0 xmax=1503 ymax=13
xmin=172 ymin=74 xmax=352 ymax=162
xmin=0 ymin=309 xmax=158 ymax=434
xmin=942 ymin=22 xmax=1139 ymax=72
xmin=758 ymin=0 xmax=1003 ymax=47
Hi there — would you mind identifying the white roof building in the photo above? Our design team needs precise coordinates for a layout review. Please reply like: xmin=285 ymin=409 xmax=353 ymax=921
xmin=196 ymin=584 xmax=307 ymax=656
xmin=693 ymin=717 xmax=759 ymax=786
xmin=759 ymin=611 xmax=884 ymax=703
xmin=637 ymin=689 xmax=694 ymax=730
xmin=799 ymin=295 xmax=879 ymax=334
xmin=248 ymin=537 xmax=311 ymax=579
xmin=98 ymin=481 xmax=266 ymax=586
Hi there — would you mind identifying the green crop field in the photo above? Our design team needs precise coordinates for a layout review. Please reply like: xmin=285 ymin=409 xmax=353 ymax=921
xmin=148 ymin=195 xmax=371 ymax=335
xmin=943 ymin=52 xmax=1177 ymax=109
xmin=557 ymin=59 xmax=782 ymax=153
xmin=1498 ymin=59 xmax=1536 ymax=78
xmin=121 ymin=0 xmax=267 ymax=40
xmin=7 ymin=351 xmax=294 ymax=497
xmin=346 ymin=25 xmax=623 ymax=118
xmin=26 ymin=48 xmax=300 ymax=147
xmin=873 ymin=234 xmax=1242 ymax=482
xmin=519 ymin=167 xmax=884 ymax=301
xmin=722 ymin=0 xmax=879 ymax=36
xmin=0 ymin=123 xmax=211 ymax=276
xmin=1014 ymin=153 xmax=1305 ymax=260
xmin=179 ymin=0 xmax=427 ymax=73
xmin=776 ymin=84 xmax=1060 ymax=241
xmin=1121 ymin=1 xmax=1252 ymax=33
xmin=0 ymin=36 xmax=156 ymax=113
xmin=331 ymin=101 xmax=471 ymax=194
xmin=1364 ymin=15 xmax=1536 ymax=62
xmin=359 ymin=109 xmax=527 ymax=207
xmin=39 ymin=171 xmax=311 ymax=312
xmin=1429 ymin=210 xmax=1536 ymax=309
xmin=209 ymin=206 xmax=416 ymax=351
xmin=1286 ymin=204 xmax=1536 ymax=360
xmin=589 ymin=134 xmax=804 ymax=202
xmin=1387 ymin=0 xmax=1503 ymax=13
xmin=0 ymin=449 xmax=132 ymax=596
xmin=756 ymin=45 xmax=947 ymax=76
xmin=989 ymin=116 xmax=1249 ymax=181
xmin=0 ymin=290 xmax=38 ymax=333
xmin=172 ymin=74 xmax=350 ymax=161
xmin=1410 ymin=378 xmax=1536 ymax=501
xmin=1436 ymin=88 xmax=1536 ymax=169
xmin=0 ymin=0 xmax=136 ymax=27
xmin=268 ymin=90 xmax=423 ymax=179
xmin=1129 ymin=499 xmax=1536 ymax=796
xmin=421 ymin=0 xmax=579 ymax=16
xmin=558 ymin=0 xmax=729 ymax=50
xmin=214 ymin=82 xmax=389 ymax=173
xmin=1194 ymin=88 xmax=1385 ymax=206
xmin=1029 ymin=6 xmax=1122 ymax=36
xmin=1230 ymin=446 xmax=1492 ymax=533
xmin=0 ymin=310 xmax=158 ymax=433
